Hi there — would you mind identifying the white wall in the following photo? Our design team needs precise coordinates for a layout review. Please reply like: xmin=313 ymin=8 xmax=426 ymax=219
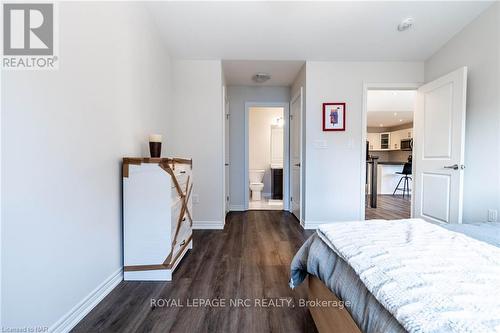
xmin=170 ymin=60 xmax=224 ymax=228
xmin=304 ymin=62 xmax=423 ymax=227
xmin=227 ymin=86 xmax=290 ymax=210
xmin=249 ymin=107 xmax=284 ymax=194
xmin=425 ymin=2 xmax=500 ymax=223
xmin=1 ymin=2 xmax=171 ymax=329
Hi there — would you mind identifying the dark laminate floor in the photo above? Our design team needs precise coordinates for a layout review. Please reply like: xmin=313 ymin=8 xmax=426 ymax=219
xmin=72 ymin=211 xmax=318 ymax=333
xmin=365 ymin=195 xmax=411 ymax=220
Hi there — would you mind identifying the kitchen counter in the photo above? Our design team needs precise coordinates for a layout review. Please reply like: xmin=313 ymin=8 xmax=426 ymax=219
xmin=367 ymin=161 xmax=411 ymax=195
xmin=367 ymin=161 xmax=405 ymax=165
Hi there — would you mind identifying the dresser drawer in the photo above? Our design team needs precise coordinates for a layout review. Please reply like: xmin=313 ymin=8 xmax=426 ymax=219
xmin=171 ymin=221 xmax=192 ymax=259
xmin=170 ymin=171 xmax=191 ymax=199
xmin=172 ymin=164 xmax=191 ymax=184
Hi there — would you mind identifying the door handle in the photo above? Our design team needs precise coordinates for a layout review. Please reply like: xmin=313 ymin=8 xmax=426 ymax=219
xmin=225 ymin=163 xmax=229 ymax=166
xmin=444 ymin=164 xmax=465 ymax=170
xmin=294 ymin=163 xmax=301 ymax=167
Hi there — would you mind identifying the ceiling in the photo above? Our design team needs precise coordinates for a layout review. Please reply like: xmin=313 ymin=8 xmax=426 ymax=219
xmin=222 ymin=60 xmax=304 ymax=86
xmin=367 ymin=90 xmax=415 ymax=127
xmin=368 ymin=112 xmax=414 ymax=128
xmin=146 ymin=1 xmax=492 ymax=61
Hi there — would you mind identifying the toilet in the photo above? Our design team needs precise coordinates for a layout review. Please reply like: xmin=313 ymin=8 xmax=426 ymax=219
xmin=249 ymin=169 xmax=265 ymax=201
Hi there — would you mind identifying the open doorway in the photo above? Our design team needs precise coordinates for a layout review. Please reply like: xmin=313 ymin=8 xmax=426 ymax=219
xmin=247 ymin=106 xmax=285 ymax=210
xmin=365 ymin=89 xmax=416 ymax=220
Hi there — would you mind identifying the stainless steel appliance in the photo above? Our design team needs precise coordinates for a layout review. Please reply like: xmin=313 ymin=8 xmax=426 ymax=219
xmin=401 ymin=138 xmax=413 ymax=151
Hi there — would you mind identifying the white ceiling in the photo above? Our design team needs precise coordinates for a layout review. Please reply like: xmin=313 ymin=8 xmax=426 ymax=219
xmin=222 ymin=60 xmax=304 ymax=86
xmin=147 ymin=1 xmax=492 ymax=61
xmin=368 ymin=112 xmax=414 ymax=128
xmin=367 ymin=90 xmax=415 ymax=127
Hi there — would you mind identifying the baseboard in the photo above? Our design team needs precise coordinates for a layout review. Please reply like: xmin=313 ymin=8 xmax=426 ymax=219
xmin=49 ymin=268 xmax=123 ymax=333
xmin=229 ymin=205 xmax=245 ymax=212
xmin=302 ymin=220 xmax=325 ymax=230
xmin=192 ymin=220 xmax=225 ymax=230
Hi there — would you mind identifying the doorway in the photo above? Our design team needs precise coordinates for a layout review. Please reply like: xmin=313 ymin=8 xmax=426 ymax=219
xmin=362 ymin=68 xmax=468 ymax=223
xmin=247 ymin=106 xmax=285 ymax=210
xmin=244 ymin=102 xmax=290 ymax=211
xmin=363 ymin=88 xmax=417 ymax=220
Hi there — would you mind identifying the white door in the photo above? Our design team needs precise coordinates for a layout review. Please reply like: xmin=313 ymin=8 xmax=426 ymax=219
xmin=414 ymin=67 xmax=467 ymax=224
xmin=290 ymin=88 xmax=302 ymax=220
xmin=224 ymin=94 xmax=230 ymax=213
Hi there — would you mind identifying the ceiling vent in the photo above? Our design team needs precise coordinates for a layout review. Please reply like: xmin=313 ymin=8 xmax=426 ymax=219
xmin=252 ymin=73 xmax=271 ymax=83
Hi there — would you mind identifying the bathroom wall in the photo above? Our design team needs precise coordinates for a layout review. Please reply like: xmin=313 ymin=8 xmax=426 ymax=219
xmin=249 ymin=107 xmax=284 ymax=196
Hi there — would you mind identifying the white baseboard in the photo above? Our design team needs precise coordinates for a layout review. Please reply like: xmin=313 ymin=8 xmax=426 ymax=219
xmin=302 ymin=220 xmax=324 ymax=230
xmin=49 ymin=268 xmax=123 ymax=333
xmin=228 ymin=205 xmax=245 ymax=212
xmin=193 ymin=220 xmax=225 ymax=229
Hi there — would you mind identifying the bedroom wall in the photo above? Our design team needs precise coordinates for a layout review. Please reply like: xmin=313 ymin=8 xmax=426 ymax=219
xmin=1 ymin=2 xmax=171 ymax=329
xmin=227 ymin=86 xmax=290 ymax=210
xmin=425 ymin=2 xmax=500 ymax=223
xmin=304 ymin=62 xmax=424 ymax=228
xmin=170 ymin=60 xmax=224 ymax=228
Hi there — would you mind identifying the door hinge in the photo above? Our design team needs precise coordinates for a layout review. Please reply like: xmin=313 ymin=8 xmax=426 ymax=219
xmin=226 ymin=196 xmax=229 ymax=202
xmin=290 ymin=196 xmax=293 ymax=202
xmin=226 ymin=114 xmax=230 ymax=120
xmin=290 ymin=115 xmax=293 ymax=120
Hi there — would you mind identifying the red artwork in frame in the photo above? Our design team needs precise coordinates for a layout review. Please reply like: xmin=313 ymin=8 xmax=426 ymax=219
xmin=322 ymin=103 xmax=346 ymax=131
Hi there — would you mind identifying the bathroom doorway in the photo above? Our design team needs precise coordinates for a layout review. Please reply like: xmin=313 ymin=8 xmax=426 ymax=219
xmin=246 ymin=105 xmax=287 ymax=210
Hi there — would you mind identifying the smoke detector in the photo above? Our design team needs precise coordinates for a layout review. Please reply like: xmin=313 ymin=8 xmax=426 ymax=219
xmin=252 ymin=73 xmax=271 ymax=83
xmin=397 ymin=18 xmax=414 ymax=32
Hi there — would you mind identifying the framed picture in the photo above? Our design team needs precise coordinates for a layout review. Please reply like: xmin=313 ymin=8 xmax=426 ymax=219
xmin=322 ymin=103 xmax=346 ymax=131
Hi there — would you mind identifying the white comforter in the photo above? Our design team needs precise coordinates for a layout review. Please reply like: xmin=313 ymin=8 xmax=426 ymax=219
xmin=317 ymin=218 xmax=500 ymax=333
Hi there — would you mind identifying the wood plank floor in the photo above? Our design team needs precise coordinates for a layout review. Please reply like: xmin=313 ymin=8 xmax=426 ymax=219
xmin=72 ymin=211 xmax=317 ymax=333
xmin=365 ymin=195 xmax=411 ymax=220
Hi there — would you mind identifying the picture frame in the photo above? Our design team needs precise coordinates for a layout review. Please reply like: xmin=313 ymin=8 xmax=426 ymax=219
xmin=322 ymin=103 xmax=346 ymax=131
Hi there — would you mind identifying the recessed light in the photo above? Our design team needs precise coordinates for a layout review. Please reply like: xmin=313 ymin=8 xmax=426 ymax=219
xmin=393 ymin=112 xmax=398 ymax=116
xmin=397 ymin=18 xmax=414 ymax=32
xmin=379 ymin=124 xmax=384 ymax=127
xmin=399 ymin=119 xmax=403 ymax=122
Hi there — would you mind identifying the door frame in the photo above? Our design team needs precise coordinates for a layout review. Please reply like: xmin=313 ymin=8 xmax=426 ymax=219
xmin=222 ymin=85 xmax=227 ymax=219
xmin=244 ymin=102 xmax=290 ymax=211
xmin=222 ymin=85 xmax=230 ymax=217
xmin=360 ymin=82 xmax=421 ymax=220
xmin=290 ymin=88 xmax=303 ymax=223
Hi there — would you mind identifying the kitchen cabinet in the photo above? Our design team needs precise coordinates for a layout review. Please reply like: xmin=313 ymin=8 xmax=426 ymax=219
xmin=380 ymin=133 xmax=390 ymax=149
xmin=391 ymin=131 xmax=401 ymax=150
xmin=368 ymin=128 xmax=413 ymax=151
xmin=367 ymin=133 xmax=380 ymax=150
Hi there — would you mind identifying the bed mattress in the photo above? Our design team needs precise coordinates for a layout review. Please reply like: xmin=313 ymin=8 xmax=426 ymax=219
xmin=290 ymin=222 xmax=500 ymax=333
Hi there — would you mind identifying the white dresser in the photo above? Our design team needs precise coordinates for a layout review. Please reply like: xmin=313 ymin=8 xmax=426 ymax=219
xmin=122 ymin=157 xmax=193 ymax=281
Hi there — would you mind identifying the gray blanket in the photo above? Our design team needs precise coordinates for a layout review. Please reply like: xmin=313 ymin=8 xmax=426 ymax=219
xmin=290 ymin=222 xmax=500 ymax=333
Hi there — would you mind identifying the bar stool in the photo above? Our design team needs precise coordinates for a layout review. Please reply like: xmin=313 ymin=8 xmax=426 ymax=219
xmin=393 ymin=162 xmax=412 ymax=198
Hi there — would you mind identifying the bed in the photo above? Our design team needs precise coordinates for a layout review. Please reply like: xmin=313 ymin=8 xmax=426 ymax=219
xmin=290 ymin=219 xmax=500 ymax=333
